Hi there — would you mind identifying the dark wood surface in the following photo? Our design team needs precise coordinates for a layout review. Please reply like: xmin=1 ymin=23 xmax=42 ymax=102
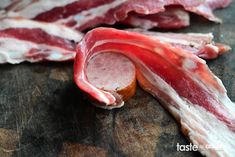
xmin=1 ymin=3 xmax=235 ymax=157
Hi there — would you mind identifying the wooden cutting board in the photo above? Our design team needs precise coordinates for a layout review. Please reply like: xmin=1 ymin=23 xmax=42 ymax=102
xmin=0 ymin=3 xmax=235 ymax=157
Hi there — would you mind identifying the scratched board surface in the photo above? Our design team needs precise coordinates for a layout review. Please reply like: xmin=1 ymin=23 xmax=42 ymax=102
xmin=0 ymin=3 xmax=235 ymax=157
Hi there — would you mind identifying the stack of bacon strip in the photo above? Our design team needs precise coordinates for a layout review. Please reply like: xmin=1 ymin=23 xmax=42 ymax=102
xmin=0 ymin=18 xmax=230 ymax=64
xmin=1 ymin=0 xmax=232 ymax=30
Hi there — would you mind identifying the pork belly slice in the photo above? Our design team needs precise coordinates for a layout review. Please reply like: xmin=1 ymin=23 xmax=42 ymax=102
xmin=2 ymin=0 xmax=232 ymax=31
xmin=128 ymin=29 xmax=231 ymax=59
xmin=0 ymin=18 xmax=83 ymax=64
xmin=74 ymin=28 xmax=235 ymax=157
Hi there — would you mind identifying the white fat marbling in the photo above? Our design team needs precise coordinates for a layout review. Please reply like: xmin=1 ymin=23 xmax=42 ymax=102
xmin=183 ymin=58 xmax=197 ymax=70
xmin=7 ymin=0 xmax=78 ymax=18
xmin=0 ymin=18 xmax=83 ymax=42
xmin=57 ymin=0 xmax=127 ymax=28
xmin=0 ymin=37 xmax=75 ymax=64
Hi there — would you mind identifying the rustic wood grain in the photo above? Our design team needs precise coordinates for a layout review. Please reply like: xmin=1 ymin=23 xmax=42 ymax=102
xmin=59 ymin=142 xmax=108 ymax=157
xmin=0 ymin=128 xmax=19 ymax=157
xmin=0 ymin=3 xmax=235 ymax=157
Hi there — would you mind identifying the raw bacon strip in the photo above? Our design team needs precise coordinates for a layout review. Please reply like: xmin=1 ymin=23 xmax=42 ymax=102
xmin=34 ymin=0 xmax=114 ymax=23
xmin=49 ymin=0 xmax=128 ymax=31
xmin=1 ymin=0 xmax=116 ymax=22
xmin=107 ymin=0 xmax=232 ymax=25
xmin=3 ymin=0 xmax=78 ymax=17
xmin=74 ymin=28 xmax=235 ymax=156
xmin=56 ymin=0 xmax=218 ymax=31
xmin=63 ymin=0 xmax=199 ymax=30
xmin=122 ymin=6 xmax=190 ymax=30
xmin=0 ymin=0 xmax=123 ymax=30
xmin=2 ymin=0 xmax=232 ymax=31
xmin=128 ymin=29 xmax=231 ymax=59
xmin=0 ymin=18 xmax=83 ymax=64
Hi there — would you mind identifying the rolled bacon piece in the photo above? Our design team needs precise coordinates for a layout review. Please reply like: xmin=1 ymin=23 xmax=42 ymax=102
xmin=86 ymin=52 xmax=136 ymax=104
xmin=74 ymin=28 xmax=235 ymax=157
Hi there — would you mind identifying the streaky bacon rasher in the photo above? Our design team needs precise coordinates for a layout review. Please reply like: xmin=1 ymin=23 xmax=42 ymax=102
xmin=0 ymin=17 xmax=83 ymax=64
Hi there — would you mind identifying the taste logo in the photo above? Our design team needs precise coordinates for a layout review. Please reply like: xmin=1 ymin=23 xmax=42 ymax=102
xmin=176 ymin=143 xmax=198 ymax=151
xmin=176 ymin=143 xmax=223 ymax=152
